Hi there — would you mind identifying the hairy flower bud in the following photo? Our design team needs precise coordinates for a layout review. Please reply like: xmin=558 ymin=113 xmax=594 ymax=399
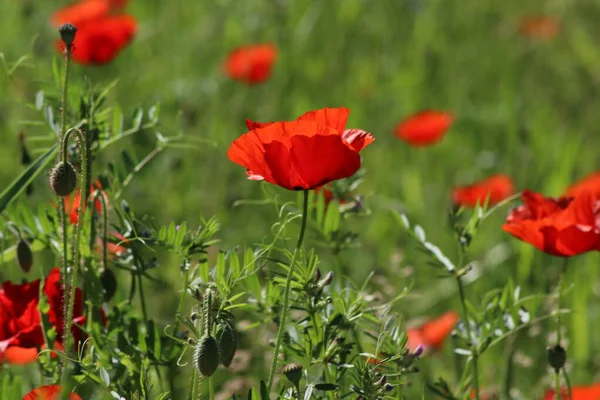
xmin=282 ymin=363 xmax=303 ymax=386
xmin=49 ymin=161 xmax=77 ymax=197
xmin=217 ymin=322 xmax=237 ymax=368
xmin=194 ymin=335 xmax=220 ymax=377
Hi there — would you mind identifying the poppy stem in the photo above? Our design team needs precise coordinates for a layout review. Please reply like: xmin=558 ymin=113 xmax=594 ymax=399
xmin=555 ymin=258 xmax=571 ymax=400
xmin=60 ymin=128 xmax=89 ymax=383
xmin=455 ymin=272 xmax=479 ymax=400
xmin=266 ymin=189 xmax=309 ymax=393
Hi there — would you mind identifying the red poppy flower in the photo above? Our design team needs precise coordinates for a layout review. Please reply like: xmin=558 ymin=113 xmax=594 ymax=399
xmin=51 ymin=0 xmax=110 ymax=27
xmin=228 ymin=107 xmax=374 ymax=190
xmin=0 ymin=269 xmax=86 ymax=363
xmin=224 ymin=44 xmax=278 ymax=84
xmin=452 ymin=174 xmax=515 ymax=208
xmin=519 ymin=16 xmax=560 ymax=40
xmin=502 ymin=190 xmax=600 ymax=257
xmin=66 ymin=184 xmax=106 ymax=225
xmin=406 ymin=311 xmax=458 ymax=353
xmin=544 ymin=384 xmax=600 ymax=400
xmin=23 ymin=385 xmax=82 ymax=400
xmin=97 ymin=231 xmax=128 ymax=258
xmin=394 ymin=110 xmax=454 ymax=147
xmin=565 ymin=172 xmax=600 ymax=199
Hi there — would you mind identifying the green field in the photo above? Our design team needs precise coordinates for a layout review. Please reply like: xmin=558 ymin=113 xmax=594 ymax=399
xmin=2 ymin=0 xmax=600 ymax=399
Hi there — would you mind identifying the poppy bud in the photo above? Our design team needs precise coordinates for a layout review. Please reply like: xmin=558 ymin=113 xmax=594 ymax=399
xmin=49 ymin=161 xmax=77 ymax=197
xmin=194 ymin=335 xmax=220 ymax=377
xmin=100 ymin=268 xmax=117 ymax=301
xmin=547 ymin=344 xmax=566 ymax=372
xmin=16 ymin=240 xmax=33 ymax=273
xmin=282 ymin=363 xmax=303 ymax=386
xmin=58 ymin=23 xmax=77 ymax=47
xmin=217 ymin=322 xmax=237 ymax=368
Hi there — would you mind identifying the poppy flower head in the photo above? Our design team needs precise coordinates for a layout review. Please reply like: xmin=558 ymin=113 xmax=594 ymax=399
xmin=51 ymin=0 xmax=111 ymax=27
xmin=406 ymin=311 xmax=458 ymax=353
xmin=452 ymin=174 xmax=515 ymax=208
xmin=394 ymin=110 xmax=454 ymax=147
xmin=519 ymin=16 xmax=560 ymax=40
xmin=66 ymin=183 xmax=107 ymax=224
xmin=543 ymin=384 xmax=600 ymax=400
xmin=224 ymin=44 xmax=278 ymax=84
xmin=503 ymin=190 xmax=600 ymax=257
xmin=565 ymin=172 xmax=600 ymax=199
xmin=23 ymin=385 xmax=82 ymax=400
xmin=229 ymin=108 xmax=373 ymax=190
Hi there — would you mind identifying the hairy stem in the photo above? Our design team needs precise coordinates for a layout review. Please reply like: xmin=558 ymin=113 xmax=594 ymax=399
xmin=456 ymin=273 xmax=479 ymax=400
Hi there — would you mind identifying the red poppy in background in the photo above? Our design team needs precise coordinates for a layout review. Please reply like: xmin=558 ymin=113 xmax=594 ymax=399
xmin=502 ymin=190 xmax=600 ymax=257
xmin=97 ymin=231 xmax=128 ymax=258
xmin=565 ymin=172 xmax=600 ymax=198
xmin=0 ymin=269 xmax=86 ymax=364
xmin=51 ymin=0 xmax=110 ymax=27
xmin=23 ymin=385 xmax=82 ymax=400
xmin=452 ymin=174 xmax=515 ymax=208
xmin=544 ymin=384 xmax=600 ymax=400
xmin=394 ymin=110 xmax=454 ymax=147
xmin=228 ymin=108 xmax=374 ymax=190
xmin=406 ymin=311 xmax=458 ymax=353
xmin=224 ymin=44 xmax=278 ymax=84
xmin=66 ymin=183 xmax=106 ymax=224
xmin=519 ymin=16 xmax=560 ymax=40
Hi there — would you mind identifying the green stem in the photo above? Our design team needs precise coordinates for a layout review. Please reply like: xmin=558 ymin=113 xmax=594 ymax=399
xmin=563 ymin=368 xmax=572 ymax=400
xmin=266 ymin=190 xmax=309 ymax=392
xmin=455 ymin=273 xmax=479 ymax=400
xmin=555 ymin=258 xmax=571 ymax=400
xmin=60 ymin=128 xmax=89 ymax=382
xmin=555 ymin=369 xmax=561 ymax=400
xmin=208 ymin=376 xmax=214 ymax=400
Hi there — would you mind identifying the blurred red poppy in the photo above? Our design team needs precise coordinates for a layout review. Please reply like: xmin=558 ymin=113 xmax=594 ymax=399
xmin=56 ymin=15 xmax=138 ymax=65
xmin=224 ymin=44 xmax=278 ymax=84
xmin=66 ymin=183 xmax=106 ymax=224
xmin=228 ymin=108 xmax=374 ymax=190
xmin=519 ymin=16 xmax=560 ymax=40
xmin=452 ymin=174 xmax=514 ymax=208
xmin=502 ymin=190 xmax=600 ymax=257
xmin=51 ymin=0 xmax=110 ymax=27
xmin=23 ymin=385 xmax=82 ymax=400
xmin=0 ymin=268 xmax=87 ymax=364
xmin=394 ymin=110 xmax=454 ymax=147
xmin=406 ymin=311 xmax=458 ymax=353
xmin=315 ymin=186 xmax=351 ymax=205
xmin=565 ymin=172 xmax=600 ymax=198
xmin=97 ymin=231 xmax=128 ymax=258
xmin=544 ymin=384 xmax=600 ymax=400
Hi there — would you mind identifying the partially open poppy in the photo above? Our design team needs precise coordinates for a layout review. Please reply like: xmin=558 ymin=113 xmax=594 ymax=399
xmin=565 ymin=172 xmax=600 ymax=198
xmin=452 ymin=174 xmax=514 ymax=208
xmin=519 ymin=16 xmax=560 ymax=40
xmin=544 ymin=383 xmax=600 ymax=400
xmin=228 ymin=108 xmax=374 ymax=190
xmin=406 ymin=311 xmax=458 ymax=353
xmin=502 ymin=190 xmax=600 ymax=257
xmin=394 ymin=110 xmax=454 ymax=147
xmin=23 ymin=385 xmax=82 ymax=400
xmin=223 ymin=44 xmax=278 ymax=84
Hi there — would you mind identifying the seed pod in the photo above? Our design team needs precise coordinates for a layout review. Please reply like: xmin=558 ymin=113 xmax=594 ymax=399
xmin=547 ymin=344 xmax=566 ymax=372
xmin=282 ymin=363 xmax=303 ymax=386
xmin=217 ymin=322 xmax=237 ymax=367
xmin=194 ymin=335 xmax=220 ymax=377
xmin=16 ymin=240 xmax=33 ymax=273
xmin=49 ymin=161 xmax=77 ymax=197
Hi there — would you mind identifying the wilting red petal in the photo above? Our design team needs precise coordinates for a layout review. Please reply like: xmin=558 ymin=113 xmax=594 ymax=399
xmin=565 ymin=172 xmax=600 ymax=199
xmin=406 ymin=311 xmax=458 ymax=352
xmin=519 ymin=16 xmax=560 ymax=40
xmin=395 ymin=110 xmax=454 ymax=146
xmin=22 ymin=385 xmax=82 ymax=400
xmin=51 ymin=0 xmax=110 ymax=27
xmin=224 ymin=44 xmax=278 ymax=84
xmin=452 ymin=174 xmax=514 ymax=208
xmin=544 ymin=384 xmax=600 ymax=400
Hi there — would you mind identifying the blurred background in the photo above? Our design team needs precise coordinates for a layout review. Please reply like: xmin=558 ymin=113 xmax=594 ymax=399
xmin=2 ymin=0 xmax=600 ymax=397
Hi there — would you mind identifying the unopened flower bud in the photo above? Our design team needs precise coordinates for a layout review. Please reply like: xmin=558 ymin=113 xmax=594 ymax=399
xmin=194 ymin=335 xmax=220 ymax=377
xmin=16 ymin=240 xmax=33 ymax=273
xmin=217 ymin=322 xmax=237 ymax=368
xmin=547 ymin=344 xmax=566 ymax=372
xmin=58 ymin=23 xmax=77 ymax=47
xmin=49 ymin=161 xmax=77 ymax=197
xmin=412 ymin=344 xmax=425 ymax=358
xmin=282 ymin=363 xmax=303 ymax=386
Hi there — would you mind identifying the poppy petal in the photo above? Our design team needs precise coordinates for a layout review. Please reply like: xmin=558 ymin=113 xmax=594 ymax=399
xmin=22 ymin=385 xmax=82 ymax=400
xmin=341 ymin=129 xmax=375 ymax=152
xmin=297 ymin=107 xmax=350 ymax=132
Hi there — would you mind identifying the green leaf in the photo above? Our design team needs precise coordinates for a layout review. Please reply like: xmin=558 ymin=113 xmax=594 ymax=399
xmin=0 ymin=145 xmax=57 ymax=214
xmin=315 ymin=383 xmax=338 ymax=391
xmin=99 ymin=367 xmax=110 ymax=387
xmin=259 ymin=380 xmax=269 ymax=400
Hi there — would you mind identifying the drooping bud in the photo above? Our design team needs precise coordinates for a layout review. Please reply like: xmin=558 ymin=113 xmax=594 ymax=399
xmin=217 ymin=322 xmax=237 ymax=368
xmin=547 ymin=344 xmax=566 ymax=372
xmin=282 ymin=363 xmax=303 ymax=386
xmin=58 ymin=23 xmax=77 ymax=47
xmin=194 ymin=335 xmax=220 ymax=377
xmin=100 ymin=268 xmax=117 ymax=301
xmin=16 ymin=240 xmax=33 ymax=273
xmin=49 ymin=161 xmax=77 ymax=197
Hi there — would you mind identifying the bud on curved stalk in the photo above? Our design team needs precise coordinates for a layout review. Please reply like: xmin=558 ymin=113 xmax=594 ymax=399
xmin=217 ymin=322 xmax=237 ymax=368
xmin=49 ymin=161 xmax=77 ymax=197
xmin=16 ymin=239 xmax=33 ymax=273
xmin=194 ymin=335 xmax=220 ymax=377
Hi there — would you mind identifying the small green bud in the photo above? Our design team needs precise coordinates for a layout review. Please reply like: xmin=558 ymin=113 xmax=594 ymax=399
xmin=49 ymin=161 xmax=77 ymax=197
xmin=194 ymin=335 xmax=220 ymax=377
xmin=16 ymin=240 xmax=33 ymax=273
xmin=217 ymin=322 xmax=237 ymax=368
xmin=547 ymin=344 xmax=566 ymax=372
xmin=282 ymin=363 xmax=303 ymax=386
xmin=58 ymin=23 xmax=77 ymax=47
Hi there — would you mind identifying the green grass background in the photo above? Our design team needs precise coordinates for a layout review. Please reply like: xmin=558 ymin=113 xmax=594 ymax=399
xmin=2 ymin=0 xmax=600 ymax=397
